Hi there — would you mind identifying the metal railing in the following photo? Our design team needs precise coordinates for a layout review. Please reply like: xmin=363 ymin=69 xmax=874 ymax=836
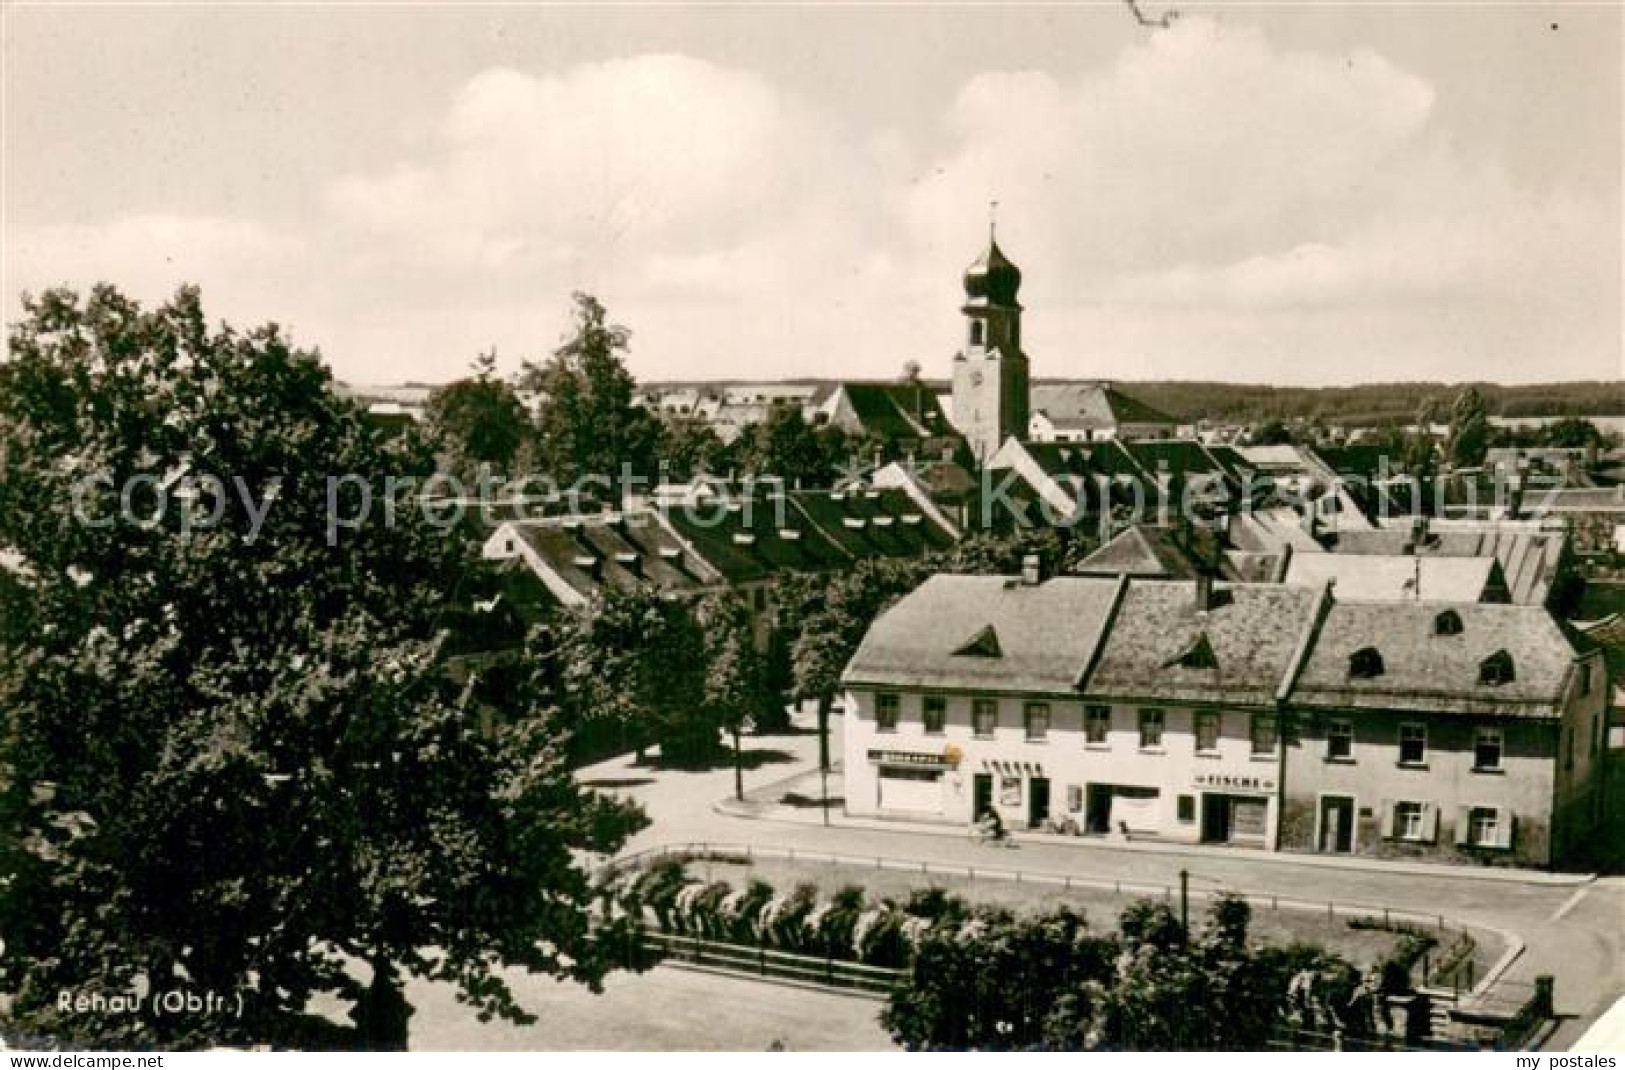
xmin=612 ymin=840 xmax=1478 ymax=939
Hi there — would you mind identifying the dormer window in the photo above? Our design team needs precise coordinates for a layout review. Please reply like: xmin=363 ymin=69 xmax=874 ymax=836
xmin=1479 ymin=650 xmax=1516 ymax=687
xmin=1349 ymin=646 xmax=1385 ymax=680
xmin=954 ymin=625 xmax=1003 ymax=658
xmin=1434 ymin=609 xmax=1463 ymax=636
xmin=1166 ymin=632 xmax=1218 ymax=670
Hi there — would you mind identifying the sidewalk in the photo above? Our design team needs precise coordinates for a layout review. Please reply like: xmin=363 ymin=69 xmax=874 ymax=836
xmin=715 ymin=763 xmax=1596 ymax=888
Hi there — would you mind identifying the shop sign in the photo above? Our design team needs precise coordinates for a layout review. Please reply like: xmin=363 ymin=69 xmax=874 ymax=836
xmin=1193 ymin=772 xmax=1276 ymax=793
xmin=868 ymin=749 xmax=950 ymax=769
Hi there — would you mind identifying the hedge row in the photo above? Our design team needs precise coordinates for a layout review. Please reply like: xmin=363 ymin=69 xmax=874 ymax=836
xmin=598 ymin=860 xmax=982 ymax=969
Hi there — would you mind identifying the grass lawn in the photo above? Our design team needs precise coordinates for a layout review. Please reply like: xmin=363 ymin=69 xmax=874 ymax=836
xmin=679 ymin=855 xmax=1501 ymax=977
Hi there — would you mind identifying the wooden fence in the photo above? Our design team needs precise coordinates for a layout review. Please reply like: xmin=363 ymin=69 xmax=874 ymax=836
xmin=641 ymin=929 xmax=904 ymax=998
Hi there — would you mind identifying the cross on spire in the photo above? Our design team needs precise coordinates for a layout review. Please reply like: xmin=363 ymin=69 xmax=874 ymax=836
xmin=989 ymin=199 xmax=999 ymax=240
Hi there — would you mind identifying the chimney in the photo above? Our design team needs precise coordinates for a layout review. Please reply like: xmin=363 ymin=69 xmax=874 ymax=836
xmin=1020 ymin=553 xmax=1043 ymax=586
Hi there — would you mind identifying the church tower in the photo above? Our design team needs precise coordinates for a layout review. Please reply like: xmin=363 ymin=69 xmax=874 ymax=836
xmin=952 ymin=223 xmax=1030 ymax=464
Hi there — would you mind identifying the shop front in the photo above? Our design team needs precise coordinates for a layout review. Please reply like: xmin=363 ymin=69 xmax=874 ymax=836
xmin=974 ymin=759 xmax=1052 ymax=828
xmin=1194 ymin=770 xmax=1277 ymax=846
xmin=869 ymin=747 xmax=957 ymax=817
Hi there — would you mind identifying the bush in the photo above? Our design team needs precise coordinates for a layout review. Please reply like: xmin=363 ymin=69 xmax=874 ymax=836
xmin=724 ymin=879 xmax=776 ymax=945
xmin=636 ymin=860 xmax=692 ymax=931
xmin=856 ymin=904 xmax=912 ymax=968
xmin=903 ymin=886 xmax=968 ymax=924
xmin=765 ymin=882 xmax=820 ymax=952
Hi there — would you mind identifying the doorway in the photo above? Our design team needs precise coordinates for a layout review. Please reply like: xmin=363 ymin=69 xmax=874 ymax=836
xmin=1086 ymin=784 xmax=1113 ymax=834
xmin=973 ymin=773 xmax=993 ymax=821
xmin=1201 ymin=794 xmax=1230 ymax=843
xmin=1318 ymin=795 xmax=1355 ymax=853
xmin=1028 ymin=777 xmax=1051 ymax=829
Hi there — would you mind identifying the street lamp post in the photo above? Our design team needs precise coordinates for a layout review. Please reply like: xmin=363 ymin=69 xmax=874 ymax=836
xmin=1180 ymin=868 xmax=1190 ymax=943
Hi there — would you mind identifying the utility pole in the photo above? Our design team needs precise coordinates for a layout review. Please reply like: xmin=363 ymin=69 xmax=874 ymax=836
xmin=819 ymin=697 xmax=831 ymax=826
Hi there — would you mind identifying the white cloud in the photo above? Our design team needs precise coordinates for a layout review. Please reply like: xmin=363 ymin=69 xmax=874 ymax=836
xmin=5 ymin=19 xmax=1617 ymax=385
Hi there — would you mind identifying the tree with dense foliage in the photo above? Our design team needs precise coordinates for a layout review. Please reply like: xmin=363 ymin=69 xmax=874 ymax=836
xmin=1446 ymin=386 xmax=1491 ymax=469
xmin=941 ymin=528 xmax=1095 ymax=577
xmin=660 ymin=416 xmax=733 ymax=482
xmin=885 ymin=894 xmax=1355 ymax=1051
xmin=696 ymin=591 xmax=771 ymax=799
xmin=740 ymin=406 xmax=842 ymax=488
xmin=422 ymin=350 xmax=529 ymax=479
xmin=1247 ymin=419 xmax=1294 ymax=447
xmin=784 ymin=558 xmax=935 ymax=771
xmin=0 ymin=286 xmax=644 ymax=1049
xmin=1533 ymin=417 xmax=1604 ymax=450
xmin=520 ymin=293 xmax=664 ymax=497
xmin=556 ymin=587 xmax=715 ymax=765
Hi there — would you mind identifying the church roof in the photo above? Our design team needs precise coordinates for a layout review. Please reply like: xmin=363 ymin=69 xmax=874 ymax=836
xmin=962 ymin=238 xmax=1023 ymax=307
xmin=825 ymin=382 xmax=951 ymax=441
xmin=1030 ymin=383 xmax=1177 ymax=431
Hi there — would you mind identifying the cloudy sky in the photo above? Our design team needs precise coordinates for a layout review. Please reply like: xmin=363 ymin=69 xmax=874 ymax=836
xmin=4 ymin=2 xmax=1620 ymax=387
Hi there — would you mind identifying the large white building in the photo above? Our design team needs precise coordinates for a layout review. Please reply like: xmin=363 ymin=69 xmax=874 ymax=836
xmin=840 ymin=565 xmax=1608 ymax=867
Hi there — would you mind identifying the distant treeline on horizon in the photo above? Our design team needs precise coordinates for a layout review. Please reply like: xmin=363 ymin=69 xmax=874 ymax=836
xmin=630 ymin=378 xmax=1625 ymax=427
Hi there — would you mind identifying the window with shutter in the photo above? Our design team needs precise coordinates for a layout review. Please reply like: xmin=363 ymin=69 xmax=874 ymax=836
xmin=1379 ymin=799 xmax=1396 ymax=840
xmin=1394 ymin=801 xmax=1425 ymax=841
xmin=1454 ymin=806 xmax=1472 ymax=847
xmin=1494 ymin=809 xmax=1515 ymax=850
xmin=1422 ymin=802 xmax=1439 ymax=844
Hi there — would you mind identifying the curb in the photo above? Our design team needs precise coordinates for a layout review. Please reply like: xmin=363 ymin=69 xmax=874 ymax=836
xmin=713 ymin=796 xmax=1596 ymax=888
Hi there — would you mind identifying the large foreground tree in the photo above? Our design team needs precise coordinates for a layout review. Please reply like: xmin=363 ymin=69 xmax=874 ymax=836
xmin=0 ymin=286 xmax=643 ymax=1049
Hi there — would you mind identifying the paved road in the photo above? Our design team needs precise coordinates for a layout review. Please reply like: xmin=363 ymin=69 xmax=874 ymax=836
xmin=584 ymin=713 xmax=1625 ymax=1051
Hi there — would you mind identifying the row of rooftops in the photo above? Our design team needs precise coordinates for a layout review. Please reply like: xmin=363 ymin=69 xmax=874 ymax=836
xmin=483 ymin=485 xmax=955 ymax=605
xmin=1074 ymin=514 xmax=1568 ymax=607
xmin=843 ymin=573 xmax=1599 ymax=719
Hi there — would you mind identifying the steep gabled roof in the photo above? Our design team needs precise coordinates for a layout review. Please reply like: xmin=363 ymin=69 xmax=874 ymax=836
xmin=1074 ymin=524 xmax=1221 ymax=580
xmin=828 ymin=382 xmax=952 ymax=441
xmin=1282 ymin=553 xmax=1501 ymax=603
xmin=1291 ymin=600 xmax=1585 ymax=716
xmin=1085 ymin=581 xmax=1324 ymax=706
xmin=1323 ymin=524 xmax=1564 ymax=605
xmin=843 ymin=574 xmax=1123 ymax=694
